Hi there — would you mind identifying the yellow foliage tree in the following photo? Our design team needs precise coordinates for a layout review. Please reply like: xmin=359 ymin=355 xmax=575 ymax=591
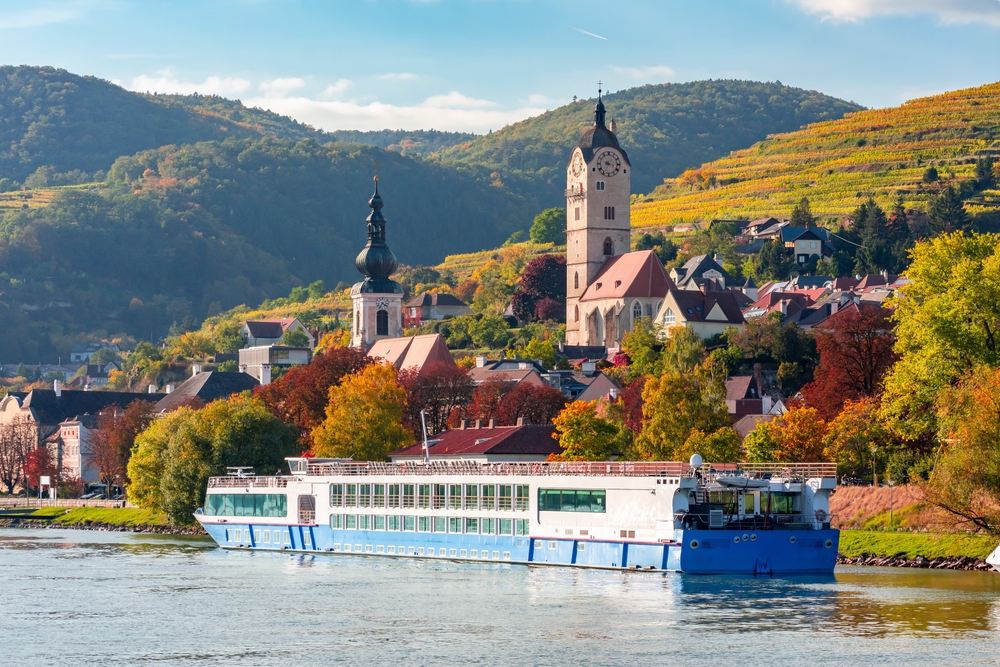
xmin=744 ymin=407 xmax=829 ymax=463
xmin=312 ymin=363 xmax=413 ymax=461
xmin=551 ymin=400 xmax=623 ymax=461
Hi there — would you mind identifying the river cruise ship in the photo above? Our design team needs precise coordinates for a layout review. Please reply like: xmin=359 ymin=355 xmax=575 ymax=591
xmin=196 ymin=456 xmax=839 ymax=575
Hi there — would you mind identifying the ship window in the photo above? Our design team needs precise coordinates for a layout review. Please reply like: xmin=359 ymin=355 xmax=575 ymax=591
xmin=434 ymin=517 xmax=446 ymax=533
xmin=388 ymin=484 xmax=400 ymax=508
xmin=387 ymin=516 xmax=401 ymax=531
xmin=498 ymin=485 xmax=512 ymax=510
xmin=388 ymin=545 xmax=396 ymax=554
xmin=330 ymin=484 xmax=343 ymax=506
xmin=418 ymin=516 xmax=431 ymax=532
xmin=766 ymin=492 xmax=797 ymax=514
xmin=359 ymin=484 xmax=371 ymax=507
xmin=346 ymin=515 xmax=357 ymax=529
xmin=330 ymin=514 xmax=343 ymax=529
xmin=464 ymin=484 xmax=478 ymax=510
xmin=449 ymin=484 xmax=462 ymax=509
xmin=205 ymin=494 xmax=287 ymax=517
xmin=376 ymin=309 xmax=389 ymax=336
xmin=538 ymin=489 xmax=606 ymax=513
xmin=449 ymin=517 xmax=462 ymax=533
xmin=470 ymin=550 xmax=478 ymax=558
xmin=516 ymin=519 xmax=529 ymax=536
xmin=345 ymin=484 xmax=357 ymax=507
xmin=450 ymin=548 xmax=457 ymax=557
xmin=358 ymin=515 xmax=370 ymax=530
xmin=374 ymin=484 xmax=385 ymax=507
xmin=283 ymin=531 xmax=290 ymax=545
xmin=433 ymin=484 xmax=446 ymax=509
xmin=516 ymin=485 xmax=530 ymax=511
xmin=403 ymin=516 xmax=415 ymax=531
xmin=377 ymin=545 xmax=385 ymax=553
xmin=499 ymin=519 xmax=512 ymax=535
xmin=418 ymin=484 xmax=431 ymax=509
xmin=374 ymin=515 xmax=386 ymax=530
xmin=745 ymin=494 xmax=756 ymax=514
xmin=481 ymin=518 xmax=495 ymax=535
xmin=578 ymin=542 xmax=586 ymax=552
xmin=481 ymin=485 xmax=495 ymax=510
xmin=464 ymin=517 xmax=478 ymax=534
xmin=403 ymin=484 xmax=415 ymax=508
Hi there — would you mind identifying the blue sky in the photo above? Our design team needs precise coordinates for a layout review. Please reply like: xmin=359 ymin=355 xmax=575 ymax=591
xmin=1 ymin=0 xmax=999 ymax=133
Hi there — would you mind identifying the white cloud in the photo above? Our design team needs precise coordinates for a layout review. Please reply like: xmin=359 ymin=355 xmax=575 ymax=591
xmin=258 ymin=77 xmax=305 ymax=97
xmin=610 ymin=65 xmax=675 ymax=81
xmin=527 ymin=93 xmax=554 ymax=105
xmin=128 ymin=73 xmax=252 ymax=96
xmin=379 ymin=72 xmax=419 ymax=81
xmin=0 ymin=5 xmax=82 ymax=29
xmin=789 ymin=0 xmax=1000 ymax=26
xmin=242 ymin=92 xmax=546 ymax=134
xmin=572 ymin=27 xmax=607 ymax=40
xmin=322 ymin=79 xmax=353 ymax=97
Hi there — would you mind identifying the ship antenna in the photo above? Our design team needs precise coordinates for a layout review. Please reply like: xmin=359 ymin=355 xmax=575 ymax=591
xmin=420 ymin=409 xmax=431 ymax=465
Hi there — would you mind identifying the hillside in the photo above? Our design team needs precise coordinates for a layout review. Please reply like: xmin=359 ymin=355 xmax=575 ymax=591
xmin=0 ymin=138 xmax=536 ymax=361
xmin=433 ymin=80 xmax=863 ymax=203
xmin=634 ymin=81 xmax=1000 ymax=227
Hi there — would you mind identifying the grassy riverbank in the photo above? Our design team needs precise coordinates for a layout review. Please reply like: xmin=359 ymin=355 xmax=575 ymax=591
xmin=23 ymin=506 xmax=171 ymax=527
xmin=840 ymin=529 xmax=998 ymax=560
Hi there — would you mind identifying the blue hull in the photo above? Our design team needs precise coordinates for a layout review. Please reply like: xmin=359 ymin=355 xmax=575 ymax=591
xmin=200 ymin=522 xmax=839 ymax=575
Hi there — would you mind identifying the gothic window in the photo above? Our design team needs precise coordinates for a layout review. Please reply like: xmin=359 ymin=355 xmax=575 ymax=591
xmin=646 ymin=303 xmax=653 ymax=317
xmin=376 ymin=309 xmax=389 ymax=336
xmin=574 ymin=305 xmax=579 ymax=322
xmin=603 ymin=206 xmax=615 ymax=221
xmin=632 ymin=302 xmax=642 ymax=324
xmin=663 ymin=308 xmax=676 ymax=324
xmin=596 ymin=181 xmax=605 ymax=191
xmin=574 ymin=272 xmax=579 ymax=290
xmin=603 ymin=237 xmax=613 ymax=255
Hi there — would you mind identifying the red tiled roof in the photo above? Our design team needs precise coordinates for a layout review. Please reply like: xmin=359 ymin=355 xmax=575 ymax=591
xmin=580 ymin=251 xmax=675 ymax=302
xmin=389 ymin=424 xmax=560 ymax=458
xmin=367 ymin=333 xmax=456 ymax=371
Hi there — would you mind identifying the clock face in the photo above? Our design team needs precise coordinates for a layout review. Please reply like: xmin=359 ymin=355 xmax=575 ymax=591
xmin=596 ymin=150 xmax=621 ymax=177
xmin=375 ymin=297 xmax=390 ymax=310
xmin=570 ymin=152 xmax=584 ymax=177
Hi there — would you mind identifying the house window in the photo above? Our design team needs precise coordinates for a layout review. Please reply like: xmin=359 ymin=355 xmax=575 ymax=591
xmin=603 ymin=237 xmax=613 ymax=255
xmin=632 ymin=302 xmax=642 ymax=323
xmin=376 ymin=309 xmax=389 ymax=336
xmin=574 ymin=272 xmax=579 ymax=290
xmin=596 ymin=181 xmax=605 ymax=191
xmin=603 ymin=206 xmax=615 ymax=221
xmin=810 ymin=241 xmax=817 ymax=249
xmin=574 ymin=207 xmax=580 ymax=221
xmin=664 ymin=308 xmax=676 ymax=324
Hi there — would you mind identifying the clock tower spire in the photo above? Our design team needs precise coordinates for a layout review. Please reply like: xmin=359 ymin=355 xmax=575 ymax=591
xmin=565 ymin=86 xmax=632 ymax=346
xmin=351 ymin=176 xmax=404 ymax=348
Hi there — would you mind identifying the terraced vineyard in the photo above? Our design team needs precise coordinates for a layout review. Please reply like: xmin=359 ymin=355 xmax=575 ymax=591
xmin=632 ymin=81 xmax=1000 ymax=227
xmin=432 ymin=241 xmax=563 ymax=281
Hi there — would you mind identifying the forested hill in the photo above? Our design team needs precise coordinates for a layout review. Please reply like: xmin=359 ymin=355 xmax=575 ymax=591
xmin=0 ymin=139 xmax=534 ymax=361
xmin=432 ymin=80 xmax=864 ymax=202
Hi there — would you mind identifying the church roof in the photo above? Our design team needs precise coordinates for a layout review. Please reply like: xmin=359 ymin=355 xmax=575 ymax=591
xmin=573 ymin=92 xmax=631 ymax=166
xmin=367 ymin=333 xmax=456 ymax=371
xmin=580 ymin=251 xmax=674 ymax=302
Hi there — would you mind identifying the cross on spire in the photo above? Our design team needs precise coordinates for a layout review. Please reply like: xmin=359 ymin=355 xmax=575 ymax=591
xmin=597 ymin=80 xmax=603 ymax=97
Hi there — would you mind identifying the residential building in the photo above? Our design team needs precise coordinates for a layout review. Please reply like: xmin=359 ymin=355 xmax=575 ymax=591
xmin=654 ymin=288 xmax=746 ymax=339
xmin=388 ymin=422 xmax=561 ymax=463
xmin=69 ymin=342 xmax=121 ymax=363
xmin=241 ymin=318 xmax=315 ymax=349
xmin=51 ymin=416 xmax=99 ymax=483
xmin=153 ymin=370 xmax=260 ymax=414
xmin=239 ymin=345 xmax=313 ymax=383
xmin=405 ymin=292 xmax=472 ymax=322
xmin=468 ymin=357 xmax=547 ymax=388
xmin=779 ymin=225 xmax=835 ymax=264
xmin=367 ymin=333 xmax=456 ymax=372
xmin=544 ymin=361 xmax=620 ymax=402
xmin=670 ymin=254 xmax=735 ymax=291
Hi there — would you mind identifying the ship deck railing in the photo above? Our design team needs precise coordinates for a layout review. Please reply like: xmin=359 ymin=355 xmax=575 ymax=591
xmin=207 ymin=461 xmax=836 ymax=487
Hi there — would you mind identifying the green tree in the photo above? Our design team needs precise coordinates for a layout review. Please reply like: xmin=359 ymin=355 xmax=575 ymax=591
xmin=127 ymin=394 xmax=297 ymax=524
xmin=89 ymin=347 xmax=122 ymax=366
xmin=281 ymin=328 xmax=311 ymax=347
xmin=680 ymin=427 xmax=741 ymax=463
xmin=469 ymin=315 xmax=512 ymax=349
xmin=753 ymin=239 xmax=793 ymax=281
xmin=922 ymin=166 xmax=939 ymax=183
xmin=976 ymin=156 xmax=996 ymax=189
xmin=620 ymin=318 xmax=663 ymax=378
xmin=881 ymin=232 xmax=1000 ymax=439
xmin=662 ymin=325 xmax=706 ymax=374
xmin=789 ymin=197 xmax=815 ymax=227
xmin=928 ymin=185 xmax=970 ymax=234
xmin=312 ymin=363 xmax=413 ymax=461
xmin=529 ymin=207 xmax=566 ymax=245
xmin=552 ymin=401 xmax=624 ymax=460
xmin=635 ymin=363 xmax=730 ymax=460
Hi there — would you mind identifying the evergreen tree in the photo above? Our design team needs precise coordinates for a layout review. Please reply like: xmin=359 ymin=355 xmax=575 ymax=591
xmin=754 ymin=239 xmax=793 ymax=281
xmin=976 ymin=156 xmax=996 ymax=189
xmin=852 ymin=199 xmax=893 ymax=275
xmin=928 ymin=186 xmax=970 ymax=235
xmin=789 ymin=197 xmax=815 ymax=227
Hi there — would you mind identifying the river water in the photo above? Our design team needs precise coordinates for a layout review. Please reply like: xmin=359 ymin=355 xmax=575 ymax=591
xmin=2 ymin=529 xmax=999 ymax=666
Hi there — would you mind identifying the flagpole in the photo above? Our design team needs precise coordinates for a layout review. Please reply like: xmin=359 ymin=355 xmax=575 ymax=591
xmin=420 ymin=410 xmax=430 ymax=465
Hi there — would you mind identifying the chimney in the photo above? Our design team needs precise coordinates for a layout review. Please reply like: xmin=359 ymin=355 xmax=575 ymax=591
xmin=516 ymin=416 xmax=529 ymax=426
xmin=699 ymin=283 xmax=709 ymax=295
xmin=192 ymin=364 xmax=201 ymax=376
xmin=260 ymin=363 xmax=271 ymax=386
xmin=459 ymin=419 xmax=467 ymax=430
xmin=475 ymin=355 xmax=488 ymax=368
xmin=148 ymin=384 xmax=156 ymax=394
xmin=714 ymin=253 xmax=724 ymax=264
xmin=165 ymin=384 xmax=175 ymax=394
xmin=488 ymin=418 xmax=496 ymax=428
xmin=474 ymin=419 xmax=483 ymax=429
xmin=609 ymin=387 xmax=618 ymax=400
xmin=53 ymin=379 xmax=62 ymax=397
xmin=582 ymin=361 xmax=597 ymax=375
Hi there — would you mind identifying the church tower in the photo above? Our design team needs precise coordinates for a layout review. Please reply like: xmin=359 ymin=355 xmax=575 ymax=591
xmin=565 ymin=89 xmax=631 ymax=345
xmin=351 ymin=177 xmax=404 ymax=348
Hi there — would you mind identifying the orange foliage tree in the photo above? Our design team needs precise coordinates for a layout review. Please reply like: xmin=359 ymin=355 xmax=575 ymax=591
xmin=744 ymin=407 xmax=829 ymax=463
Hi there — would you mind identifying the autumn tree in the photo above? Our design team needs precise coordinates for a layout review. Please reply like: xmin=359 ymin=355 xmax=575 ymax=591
xmin=552 ymin=401 xmax=623 ymax=461
xmin=128 ymin=395 xmax=298 ymax=524
xmin=511 ymin=254 xmax=566 ymax=323
xmin=451 ymin=376 xmax=515 ymax=425
xmin=22 ymin=446 xmax=57 ymax=494
xmin=822 ymin=398 xmax=891 ymax=478
xmin=399 ymin=361 xmax=474 ymax=436
xmin=496 ymin=382 xmax=567 ymax=426
xmin=0 ymin=418 xmax=39 ymax=493
xmin=801 ymin=305 xmax=897 ymax=421
xmin=89 ymin=400 xmax=156 ymax=492
xmin=924 ymin=366 xmax=1000 ymax=534
xmin=744 ymin=407 xmax=829 ymax=463
xmin=255 ymin=346 xmax=370 ymax=450
xmin=680 ymin=428 xmax=741 ymax=463
xmin=312 ymin=363 xmax=413 ymax=461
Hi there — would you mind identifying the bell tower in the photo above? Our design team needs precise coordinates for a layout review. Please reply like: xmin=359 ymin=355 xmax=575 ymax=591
xmin=565 ymin=87 xmax=632 ymax=345
xmin=351 ymin=177 xmax=404 ymax=348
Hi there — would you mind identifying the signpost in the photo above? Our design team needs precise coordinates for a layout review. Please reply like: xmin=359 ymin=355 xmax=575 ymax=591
xmin=39 ymin=475 xmax=51 ymax=508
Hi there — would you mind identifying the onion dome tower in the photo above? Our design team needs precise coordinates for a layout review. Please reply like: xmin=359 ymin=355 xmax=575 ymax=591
xmin=351 ymin=177 xmax=404 ymax=348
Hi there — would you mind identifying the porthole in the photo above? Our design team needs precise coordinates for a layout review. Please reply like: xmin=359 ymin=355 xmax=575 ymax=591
xmin=689 ymin=539 xmax=700 ymax=549
xmin=825 ymin=539 xmax=834 ymax=549
xmin=750 ymin=534 xmax=757 ymax=541
xmin=789 ymin=536 xmax=797 ymax=544
xmin=733 ymin=536 xmax=741 ymax=543
xmin=742 ymin=534 xmax=749 ymax=541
